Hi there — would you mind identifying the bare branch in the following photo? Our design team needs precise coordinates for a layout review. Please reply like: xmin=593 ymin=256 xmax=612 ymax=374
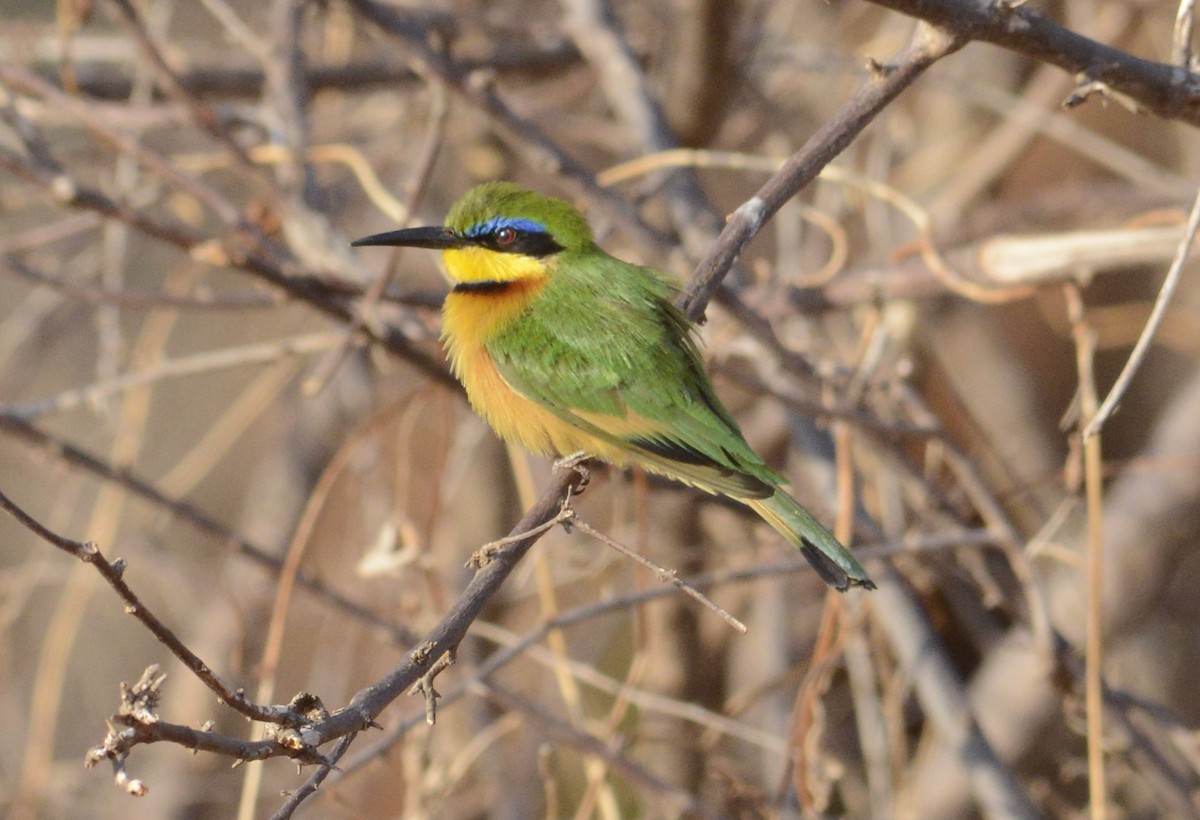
xmin=568 ymin=516 xmax=748 ymax=633
xmin=102 ymin=0 xmax=256 ymax=167
xmin=0 ymin=146 xmax=452 ymax=383
xmin=868 ymin=567 xmax=1040 ymax=819
xmin=863 ymin=0 xmax=1200 ymax=124
xmin=1176 ymin=0 xmax=1197 ymax=68
xmin=0 ymin=489 xmax=304 ymax=725
xmin=682 ymin=23 xmax=964 ymax=319
xmin=22 ymin=46 xmax=581 ymax=102
xmin=0 ymin=412 xmax=415 ymax=642
xmin=1084 ymin=186 xmax=1200 ymax=439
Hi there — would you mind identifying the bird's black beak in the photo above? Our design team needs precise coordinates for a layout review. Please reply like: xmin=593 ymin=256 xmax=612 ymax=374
xmin=351 ymin=225 xmax=468 ymax=250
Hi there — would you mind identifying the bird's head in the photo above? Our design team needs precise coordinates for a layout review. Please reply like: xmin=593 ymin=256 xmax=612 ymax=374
xmin=352 ymin=182 xmax=593 ymax=287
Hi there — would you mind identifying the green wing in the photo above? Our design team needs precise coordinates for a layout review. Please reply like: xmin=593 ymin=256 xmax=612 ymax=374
xmin=487 ymin=252 xmax=779 ymax=499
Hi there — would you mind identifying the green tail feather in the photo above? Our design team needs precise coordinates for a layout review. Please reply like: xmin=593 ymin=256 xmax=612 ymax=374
xmin=747 ymin=491 xmax=875 ymax=592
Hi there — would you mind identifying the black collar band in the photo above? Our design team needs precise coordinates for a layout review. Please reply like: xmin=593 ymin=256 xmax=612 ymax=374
xmin=452 ymin=280 xmax=516 ymax=294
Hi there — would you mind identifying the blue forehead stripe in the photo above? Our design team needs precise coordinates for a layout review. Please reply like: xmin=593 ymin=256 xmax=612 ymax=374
xmin=465 ymin=216 xmax=548 ymax=237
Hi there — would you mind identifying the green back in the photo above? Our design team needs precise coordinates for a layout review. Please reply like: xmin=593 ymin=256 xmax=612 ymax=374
xmin=487 ymin=248 xmax=782 ymax=499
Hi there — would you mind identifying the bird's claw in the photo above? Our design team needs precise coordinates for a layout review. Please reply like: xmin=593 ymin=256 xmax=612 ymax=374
xmin=554 ymin=451 xmax=591 ymax=491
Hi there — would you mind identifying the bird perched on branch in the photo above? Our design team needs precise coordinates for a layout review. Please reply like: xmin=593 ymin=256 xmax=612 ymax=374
xmin=353 ymin=182 xmax=873 ymax=591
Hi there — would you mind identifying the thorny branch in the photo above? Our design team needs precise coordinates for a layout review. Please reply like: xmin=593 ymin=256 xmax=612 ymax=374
xmin=864 ymin=0 xmax=1200 ymax=125
xmin=3 ymin=464 xmax=586 ymax=797
xmin=0 ymin=488 xmax=305 ymax=726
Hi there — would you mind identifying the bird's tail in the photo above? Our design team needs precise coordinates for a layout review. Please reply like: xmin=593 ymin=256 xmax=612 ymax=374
xmin=746 ymin=491 xmax=875 ymax=592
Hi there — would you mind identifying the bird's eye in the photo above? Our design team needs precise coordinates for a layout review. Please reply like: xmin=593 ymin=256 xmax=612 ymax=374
xmin=494 ymin=227 xmax=517 ymax=246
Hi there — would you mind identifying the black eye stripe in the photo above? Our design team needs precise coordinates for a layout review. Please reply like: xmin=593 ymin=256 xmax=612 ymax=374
xmin=478 ymin=228 xmax=563 ymax=257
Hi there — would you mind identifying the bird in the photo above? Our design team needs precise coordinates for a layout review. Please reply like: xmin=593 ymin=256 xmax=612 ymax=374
xmin=352 ymin=182 xmax=874 ymax=591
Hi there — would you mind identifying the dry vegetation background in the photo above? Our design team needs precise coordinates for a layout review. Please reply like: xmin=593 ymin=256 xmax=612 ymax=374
xmin=2 ymin=0 xmax=1200 ymax=817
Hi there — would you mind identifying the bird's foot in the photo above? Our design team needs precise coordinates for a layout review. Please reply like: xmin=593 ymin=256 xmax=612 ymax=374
xmin=553 ymin=451 xmax=592 ymax=492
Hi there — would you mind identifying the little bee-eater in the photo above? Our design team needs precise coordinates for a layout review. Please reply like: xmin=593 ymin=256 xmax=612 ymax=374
xmin=353 ymin=182 xmax=874 ymax=591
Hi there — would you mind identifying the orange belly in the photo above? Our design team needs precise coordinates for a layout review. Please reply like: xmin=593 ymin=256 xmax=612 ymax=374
xmin=442 ymin=285 xmax=630 ymax=463
xmin=455 ymin=344 xmax=618 ymax=459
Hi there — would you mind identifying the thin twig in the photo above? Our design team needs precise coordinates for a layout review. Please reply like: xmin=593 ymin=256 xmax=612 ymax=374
xmin=468 ymin=620 xmax=786 ymax=752
xmin=103 ymin=0 xmax=256 ymax=167
xmin=791 ymin=591 xmax=846 ymax=812
xmin=681 ymin=22 xmax=963 ymax=320
xmin=4 ymin=458 xmax=587 ymax=811
xmin=195 ymin=0 xmax=272 ymax=64
xmin=346 ymin=0 xmax=666 ymax=250
xmin=467 ymin=508 xmax=574 ymax=568
xmin=1176 ymin=0 xmax=1195 ymax=68
xmin=304 ymin=76 xmax=448 ymax=395
xmin=0 ymin=146 xmax=453 ymax=384
xmin=266 ymin=733 xmax=358 ymax=820
xmin=4 ymin=332 xmax=342 ymax=419
xmin=408 ymin=648 xmax=456 ymax=725
xmin=478 ymin=683 xmax=701 ymax=816
xmin=568 ymin=516 xmax=748 ymax=633
xmin=560 ymin=0 xmax=722 ymax=261
xmin=864 ymin=0 xmax=1200 ymax=126
xmin=0 ymin=412 xmax=417 ymax=643
xmin=1066 ymin=284 xmax=1108 ymax=820
xmin=3 ymin=254 xmax=280 ymax=311
xmin=868 ymin=566 xmax=1040 ymax=819
xmin=21 ymin=45 xmax=582 ymax=102
xmin=1083 ymin=186 xmax=1200 ymax=440
xmin=0 ymin=61 xmax=245 ymax=228
xmin=258 ymin=465 xmax=587 ymax=816
xmin=332 ymin=529 xmax=1002 ymax=780
xmin=0 ymin=488 xmax=304 ymax=725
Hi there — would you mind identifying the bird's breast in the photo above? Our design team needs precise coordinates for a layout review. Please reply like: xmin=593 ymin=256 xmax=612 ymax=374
xmin=442 ymin=279 xmax=567 ymax=456
xmin=441 ymin=275 xmax=546 ymax=362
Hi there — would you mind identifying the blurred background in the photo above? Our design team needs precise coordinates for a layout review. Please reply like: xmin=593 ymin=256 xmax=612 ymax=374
xmin=1 ymin=0 xmax=1198 ymax=817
